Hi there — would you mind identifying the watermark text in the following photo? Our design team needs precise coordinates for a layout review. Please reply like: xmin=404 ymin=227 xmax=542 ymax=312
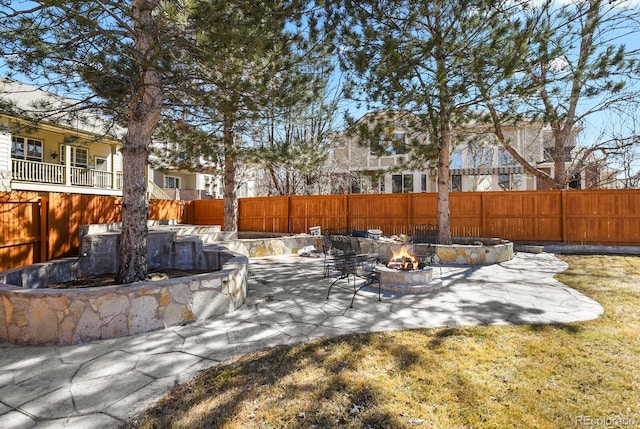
xmin=575 ymin=414 xmax=636 ymax=427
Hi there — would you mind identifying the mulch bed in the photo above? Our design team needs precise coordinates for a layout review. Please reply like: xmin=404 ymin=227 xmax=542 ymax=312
xmin=47 ymin=269 xmax=212 ymax=289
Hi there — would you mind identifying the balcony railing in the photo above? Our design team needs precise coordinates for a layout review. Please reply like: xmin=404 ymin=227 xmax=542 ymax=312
xmin=11 ymin=159 xmax=64 ymax=184
xmin=11 ymin=159 xmax=122 ymax=190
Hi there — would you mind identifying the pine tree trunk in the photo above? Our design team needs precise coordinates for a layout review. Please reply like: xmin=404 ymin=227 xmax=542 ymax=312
xmin=437 ymin=118 xmax=452 ymax=245
xmin=116 ymin=0 xmax=163 ymax=284
xmin=118 ymin=123 xmax=151 ymax=284
xmin=554 ymin=128 xmax=569 ymax=188
xmin=223 ymin=114 xmax=238 ymax=232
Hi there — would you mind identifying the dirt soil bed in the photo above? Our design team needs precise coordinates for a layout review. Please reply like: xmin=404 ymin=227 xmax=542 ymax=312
xmin=47 ymin=269 xmax=213 ymax=289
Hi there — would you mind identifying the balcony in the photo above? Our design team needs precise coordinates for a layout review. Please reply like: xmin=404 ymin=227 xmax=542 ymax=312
xmin=11 ymin=159 xmax=123 ymax=192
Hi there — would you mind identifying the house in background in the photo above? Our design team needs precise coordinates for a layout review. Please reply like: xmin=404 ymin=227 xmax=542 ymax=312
xmin=147 ymin=165 xmax=222 ymax=200
xmin=331 ymin=111 xmax=619 ymax=194
xmin=1 ymin=78 xmax=225 ymax=200
xmin=147 ymin=139 xmax=224 ymax=200
xmin=0 ymin=78 xmax=123 ymax=195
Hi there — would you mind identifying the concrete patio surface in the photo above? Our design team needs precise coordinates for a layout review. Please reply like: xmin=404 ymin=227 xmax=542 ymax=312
xmin=0 ymin=251 xmax=605 ymax=428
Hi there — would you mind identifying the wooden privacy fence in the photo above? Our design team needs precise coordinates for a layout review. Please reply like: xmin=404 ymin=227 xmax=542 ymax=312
xmin=1 ymin=189 xmax=639 ymax=271
xmin=191 ymin=189 xmax=640 ymax=246
xmin=0 ymin=192 xmax=188 ymax=271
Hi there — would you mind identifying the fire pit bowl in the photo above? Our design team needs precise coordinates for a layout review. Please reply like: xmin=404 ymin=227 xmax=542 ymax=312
xmin=375 ymin=265 xmax=446 ymax=294
xmin=373 ymin=243 xmax=447 ymax=294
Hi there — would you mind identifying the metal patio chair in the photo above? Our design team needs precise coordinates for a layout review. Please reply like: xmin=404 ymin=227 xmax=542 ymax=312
xmin=329 ymin=234 xmax=379 ymax=265
xmin=326 ymin=252 xmax=380 ymax=308
xmin=410 ymin=224 xmax=438 ymax=244
xmin=321 ymin=234 xmax=334 ymax=277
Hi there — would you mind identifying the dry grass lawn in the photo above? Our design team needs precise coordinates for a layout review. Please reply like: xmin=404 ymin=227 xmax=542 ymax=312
xmin=125 ymin=255 xmax=640 ymax=429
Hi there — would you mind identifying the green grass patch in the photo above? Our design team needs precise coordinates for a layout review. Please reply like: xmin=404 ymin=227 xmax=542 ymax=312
xmin=125 ymin=255 xmax=640 ymax=429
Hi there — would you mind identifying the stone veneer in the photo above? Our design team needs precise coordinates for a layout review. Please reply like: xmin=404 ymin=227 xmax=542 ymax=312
xmin=375 ymin=266 xmax=447 ymax=294
xmin=217 ymin=236 xmax=322 ymax=258
xmin=0 ymin=227 xmax=249 ymax=345
xmin=359 ymin=238 xmax=514 ymax=265
xmin=0 ymin=223 xmax=323 ymax=346
xmin=0 ymin=255 xmax=247 ymax=345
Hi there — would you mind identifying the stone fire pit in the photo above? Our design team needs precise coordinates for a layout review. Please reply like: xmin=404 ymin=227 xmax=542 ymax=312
xmin=375 ymin=265 xmax=446 ymax=294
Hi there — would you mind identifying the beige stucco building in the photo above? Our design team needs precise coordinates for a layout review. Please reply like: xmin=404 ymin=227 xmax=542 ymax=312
xmin=331 ymin=111 xmax=614 ymax=193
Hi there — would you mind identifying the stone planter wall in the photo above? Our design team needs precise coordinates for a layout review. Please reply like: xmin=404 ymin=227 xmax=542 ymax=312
xmin=0 ymin=255 xmax=247 ymax=345
xmin=358 ymin=237 xmax=514 ymax=265
xmin=216 ymin=236 xmax=322 ymax=258
xmin=0 ymin=231 xmax=248 ymax=345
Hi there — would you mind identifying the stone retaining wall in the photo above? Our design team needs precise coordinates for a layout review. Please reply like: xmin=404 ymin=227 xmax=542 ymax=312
xmin=0 ymin=233 xmax=248 ymax=345
xmin=0 ymin=254 xmax=247 ymax=345
xmin=217 ymin=236 xmax=322 ymax=258
xmin=359 ymin=237 xmax=514 ymax=265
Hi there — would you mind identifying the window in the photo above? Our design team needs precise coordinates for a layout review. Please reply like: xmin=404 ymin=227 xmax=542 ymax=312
xmin=498 ymin=173 xmax=522 ymax=190
xmin=94 ymin=156 xmax=107 ymax=171
xmin=164 ymin=176 xmax=180 ymax=189
xmin=569 ymin=174 xmax=581 ymax=189
xmin=421 ymin=174 xmax=428 ymax=192
xmin=468 ymin=174 xmax=492 ymax=191
xmin=11 ymin=136 xmax=43 ymax=162
xmin=544 ymin=147 xmax=572 ymax=162
xmin=370 ymin=175 xmax=385 ymax=193
xmin=498 ymin=147 xmax=517 ymax=166
xmin=450 ymin=175 xmax=462 ymax=192
xmin=467 ymin=147 xmax=494 ymax=168
xmin=392 ymin=174 xmax=413 ymax=193
xmin=60 ymin=146 xmax=89 ymax=168
xmin=450 ymin=148 xmax=463 ymax=169
xmin=351 ymin=178 xmax=362 ymax=194
xmin=378 ymin=132 xmax=407 ymax=155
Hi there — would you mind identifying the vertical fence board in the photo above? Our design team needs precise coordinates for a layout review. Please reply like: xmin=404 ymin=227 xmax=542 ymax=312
xmin=564 ymin=190 xmax=640 ymax=244
xmin=149 ymin=200 xmax=189 ymax=222
xmin=190 ymin=199 xmax=224 ymax=226
xmin=450 ymin=193 xmax=483 ymax=237
xmin=47 ymin=193 xmax=121 ymax=260
xmin=409 ymin=193 xmax=438 ymax=226
xmin=289 ymin=195 xmax=347 ymax=233
xmin=238 ymin=197 xmax=289 ymax=233
xmin=349 ymin=194 xmax=411 ymax=235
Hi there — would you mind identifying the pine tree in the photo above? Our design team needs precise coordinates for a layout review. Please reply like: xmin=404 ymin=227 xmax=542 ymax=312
xmin=162 ymin=0 xmax=328 ymax=229
xmin=250 ymin=52 xmax=339 ymax=196
xmin=329 ymin=0 xmax=519 ymax=244
xmin=471 ymin=0 xmax=640 ymax=189
xmin=0 ymin=0 xmax=189 ymax=283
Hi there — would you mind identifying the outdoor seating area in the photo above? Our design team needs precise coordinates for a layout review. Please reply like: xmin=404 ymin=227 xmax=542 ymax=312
xmin=323 ymin=228 xmax=449 ymax=306
xmin=325 ymin=234 xmax=381 ymax=308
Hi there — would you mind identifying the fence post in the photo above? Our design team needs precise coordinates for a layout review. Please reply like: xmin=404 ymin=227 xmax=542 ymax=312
xmin=345 ymin=194 xmax=350 ymax=231
xmin=481 ymin=192 xmax=487 ymax=238
xmin=407 ymin=194 xmax=412 ymax=234
xmin=561 ymin=190 xmax=568 ymax=243
xmin=39 ymin=195 xmax=49 ymax=262
xmin=287 ymin=196 xmax=291 ymax=234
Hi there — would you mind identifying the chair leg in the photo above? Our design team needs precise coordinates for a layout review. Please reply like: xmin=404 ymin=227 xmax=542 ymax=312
xmin=349 ymin=274 xmax=362 ymax=308
xmin=327 ymin=273 xmax=347 ymax=299
xmin=348 ymin=273 xmax=380 ymax=308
